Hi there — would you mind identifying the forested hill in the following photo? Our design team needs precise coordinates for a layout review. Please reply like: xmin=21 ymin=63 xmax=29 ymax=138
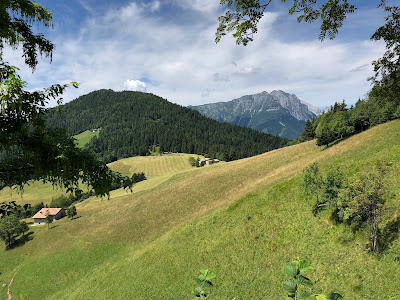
xmin=45 ymin=89 xmax=288 ymax=162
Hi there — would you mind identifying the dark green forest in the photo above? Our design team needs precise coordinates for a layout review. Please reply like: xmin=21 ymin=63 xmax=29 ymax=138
xmin=46 ymin=90 xmax=287 ymax=162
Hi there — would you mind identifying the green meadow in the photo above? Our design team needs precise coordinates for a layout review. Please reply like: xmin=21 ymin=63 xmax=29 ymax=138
xmin=1 ymin=120 xmax=400 ymax=299
xmin=73 ymin=130 xmax=99 ymax=148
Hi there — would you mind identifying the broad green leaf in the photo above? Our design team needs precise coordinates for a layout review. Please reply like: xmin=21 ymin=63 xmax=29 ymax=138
xmin=201 ymin=280 xmax=213 ymax=288
xmin=296 ymin=275 xmax=314 ymax=288
xmin=284 ymin=262 xmax=299 ymax=277
xmin=298 ymin=260 xmax=313 ymax=273
xmin=199 ymin=269 xmax=208 ymax=275
xmin=297 ymin=289 xmax=312 ymax=299
xmin=283 ymin=279 xmax=297 ymax=293
xmin=205 ymin=272 xmax=216 ymax=281
xmin=194 ymin=277 xmax=202 ymax=284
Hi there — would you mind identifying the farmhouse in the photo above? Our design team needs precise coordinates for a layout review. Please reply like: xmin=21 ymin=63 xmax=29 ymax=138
xmin=32 ymin=208 xmax=66 ymax=225
xmin=200 ymin=158 xmax=220 ymax=165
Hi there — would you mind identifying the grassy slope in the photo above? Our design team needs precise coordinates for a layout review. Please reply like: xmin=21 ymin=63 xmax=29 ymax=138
xmin=0 ymin=152 xmax=201 ymax=207
xmin=73 ymin=130 xmax=99 ymax=148
xmin=1 ymin=121 xmax=400 ymax=299
xmin=0 ymin=183 xmax=68 ymax=206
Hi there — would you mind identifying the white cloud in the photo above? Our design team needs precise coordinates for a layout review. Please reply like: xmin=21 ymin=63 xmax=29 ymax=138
xmin=148 ymin=0 xmax=161 ymax=12
xmin=173 ymin=0 xmax=222 ymax=13
xmin=124 ymin=79 xmax=147 ymax=92
xmin=4 ymin=1 xmax=386 ymax=108
xmin=238 ymin=66 xmax=262 ymax=74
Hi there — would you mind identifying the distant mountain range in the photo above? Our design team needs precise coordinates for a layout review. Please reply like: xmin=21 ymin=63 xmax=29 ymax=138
xmin=190 ymin=90 xmax=321 ymax=139
xmin=45 ymin=90 xmax=288 ymax=162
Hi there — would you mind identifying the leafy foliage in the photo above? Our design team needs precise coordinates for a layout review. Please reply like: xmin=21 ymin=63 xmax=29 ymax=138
xmin=0 ymin=214 xmax=29 ymax=247
xmin=370 ymin=2 xmax=400 ymax=96
xmin=305 ymin=96 xmax=399 ymax=147
xmin=338 ymin=164 xmax=388 ymax=253
xmin=283 ymin=259 xmax=342 ymax=300
xmin=305 ymin=162 xmax=392 ymax=254
xmin=45 ymin=90 xmax=287 ymax=162
xmin=192 ymin=269 xmax=215 ymax=299
xmin=45 ymin=210 xmax=53 ymax=229
xmin=67 ymin=205 xmax=77 ymax=219
xmin=0 ymin=0 xmax=54 ymax=70
xmin=216 ymin=0 xmax=356 ymax=46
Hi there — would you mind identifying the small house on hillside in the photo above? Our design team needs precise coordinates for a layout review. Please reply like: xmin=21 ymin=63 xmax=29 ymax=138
xmin=32 ymin=208 xmax=65 ymax=225
xmin=200 ymin=158 xmax=220 ymax=166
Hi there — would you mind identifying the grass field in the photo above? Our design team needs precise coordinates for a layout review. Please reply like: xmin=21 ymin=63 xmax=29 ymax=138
xmin=0 ymin=182 xmax=69 ymax=206
xmin=1 ymin=121 xmax=400 ymax=299
xmin=73 ymin=130 xmax=99 ymax=148
xmin=0 ymin=153 xmax=203 ymax=206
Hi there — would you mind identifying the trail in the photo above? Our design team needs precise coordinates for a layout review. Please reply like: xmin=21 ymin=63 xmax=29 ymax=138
xmin=7 ymin=267 xmax=21 ymax=300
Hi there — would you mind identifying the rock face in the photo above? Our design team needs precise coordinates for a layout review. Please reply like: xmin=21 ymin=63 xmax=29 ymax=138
xmin=190 ymin=90 xmax=319 ymax=139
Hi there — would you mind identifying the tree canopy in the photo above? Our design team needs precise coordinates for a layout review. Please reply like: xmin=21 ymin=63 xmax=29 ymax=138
xmin=0 ymin=0 xmax=54 ymax=70
xmin=0 ymin=1 xmax=133 ymax=197
xmin=216 ymin=0 xmax=357 ymax=46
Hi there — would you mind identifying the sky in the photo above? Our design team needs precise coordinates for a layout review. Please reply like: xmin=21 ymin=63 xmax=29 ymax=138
xmin=4 ymin=0 xmax=390 ymax=108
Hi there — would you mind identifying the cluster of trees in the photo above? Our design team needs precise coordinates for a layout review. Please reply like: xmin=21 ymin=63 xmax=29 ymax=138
xmin=188 ymin=157 xmax=206 ymax=167
xmin=303 ymin=162 xmax=391 ymax=254
xmin=0 ymin=215 xmax=29 ymax=248
xmin=45 ymin=90 xmax=288 ymax=163
xmin=298 ymin=92 xmax=400 ymax=146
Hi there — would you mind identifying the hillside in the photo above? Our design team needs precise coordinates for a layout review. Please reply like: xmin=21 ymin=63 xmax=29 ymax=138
xmin=190 ymin=90 xmax=319 ymax=139
xmin=45 ymin=89 xmax=287 ymax=162
xmin=1 ymin=120 xmax=400 ymax=299
xmin=0 ymin=153 xmax=202 ymax=207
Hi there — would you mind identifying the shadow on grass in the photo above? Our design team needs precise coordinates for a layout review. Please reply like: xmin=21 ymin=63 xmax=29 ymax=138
xmin=49 ymin=224 xmax=60 ymax=230
xmin=380 ymin=215 xmax=400 ymax=252
xmin=6 ymin=231 xmax=34 ymax=250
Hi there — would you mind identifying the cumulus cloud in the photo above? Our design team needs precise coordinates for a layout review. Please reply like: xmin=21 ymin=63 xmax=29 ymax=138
xmin=5 ymin=1 xmax=386 ymax=108
xmin=124 ymin=79 xmax=147 ymax=92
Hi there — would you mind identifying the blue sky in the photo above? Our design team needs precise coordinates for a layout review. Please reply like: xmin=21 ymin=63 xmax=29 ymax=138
xmin=4 ymin=0 xmax=389 ymax=107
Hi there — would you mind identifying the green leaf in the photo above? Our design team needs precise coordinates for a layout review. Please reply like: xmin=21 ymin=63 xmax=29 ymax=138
xmin=296 ymin=275 xmax=314 ymax=288
xmin=283 ymin=279 xmax=297 ymax=293
xmin=298 ymin=260 xmax=313 ymax=273
xmin=284 ymin=262 xmax=299 ymax=277
xmin=192 ymin=287 xmax=202 ymax=297
xmin=201 ymin=280 xmax=213 ymax=288
xmin=297 ymin=290 xmax=312 ymax=299
xmin=315 ymin=295 xmax=328 ymax=300
xmin=205 ymin=272 xmax=216 ymax=281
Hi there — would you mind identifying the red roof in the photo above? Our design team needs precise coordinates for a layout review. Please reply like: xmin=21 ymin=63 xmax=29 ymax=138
xmin=32 ymin=208 xmax=63 ymax=219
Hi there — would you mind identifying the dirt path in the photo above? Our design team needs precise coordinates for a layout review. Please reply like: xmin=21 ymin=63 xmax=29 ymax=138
xmin=7 ymin=267 xmax=20 ymax=300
